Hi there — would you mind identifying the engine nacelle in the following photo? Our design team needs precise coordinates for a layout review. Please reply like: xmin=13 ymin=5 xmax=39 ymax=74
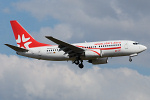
xmin=88 ymin=58 xmax=108 ymax=65
xmin=84 ymin=50 xmax=101 ymax=58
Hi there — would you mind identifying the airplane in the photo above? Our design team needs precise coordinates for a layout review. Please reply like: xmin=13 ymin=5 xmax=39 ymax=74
xmin=5 ymin=20 xmax=147 ymax=69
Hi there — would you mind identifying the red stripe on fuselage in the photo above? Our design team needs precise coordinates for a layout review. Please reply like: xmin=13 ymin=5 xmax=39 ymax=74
xmin=77 ymin=45 xmax=121 ymax=50
xmin=100 ymin=47 xmax=121 ymax=50
xmin=91 ymin=50 xmax=101 ymax=56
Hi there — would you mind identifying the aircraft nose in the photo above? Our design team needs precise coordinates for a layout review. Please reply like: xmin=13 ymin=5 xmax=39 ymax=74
xmin=144 ymin=46 xmax=147 ymax=50
xmin=142 ymin=45 xmax=147 ymax=51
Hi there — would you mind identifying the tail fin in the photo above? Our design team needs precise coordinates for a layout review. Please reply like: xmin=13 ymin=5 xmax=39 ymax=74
xmin=10 ymin=20 xmax=50 ymax=49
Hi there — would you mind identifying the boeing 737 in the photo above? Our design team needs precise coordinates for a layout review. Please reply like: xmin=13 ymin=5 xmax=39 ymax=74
xmin=5 ymin=20 xmax=147 ymax=68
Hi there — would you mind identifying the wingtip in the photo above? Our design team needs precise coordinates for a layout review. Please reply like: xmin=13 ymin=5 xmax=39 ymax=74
xmin=4 ymin=44 xmax=9 ymax=46
xmin=4 ymin=44 xmax=13 ymax=47
xmin=45 ymin=36 xmax=53 ymax=38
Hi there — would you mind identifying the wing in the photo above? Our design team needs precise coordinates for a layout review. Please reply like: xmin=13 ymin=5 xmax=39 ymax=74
xmin=5 ymin=44 xmax=28 ymax=52
xmin=45 ymin=36 xmax=85 ymax=58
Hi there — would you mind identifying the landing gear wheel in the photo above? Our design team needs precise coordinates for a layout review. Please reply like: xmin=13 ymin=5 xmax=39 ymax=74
xmin=79 ymin=64 xmax=84 ymax=69
xmin=74 ymin=60 xmax=79 ymax=65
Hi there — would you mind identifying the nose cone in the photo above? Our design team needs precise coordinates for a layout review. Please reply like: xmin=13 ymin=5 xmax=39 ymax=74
xmin=144 ymin=46 xmax=147 ymax=50
xmin=141 ymin=45 xmax=147 ymax=51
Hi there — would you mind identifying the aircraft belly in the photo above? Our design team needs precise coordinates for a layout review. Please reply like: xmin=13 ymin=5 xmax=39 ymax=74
xmin=41 ymin=55 xmax=69 ymax=61
xmin=37 ymin=51 xmax=68 ymax=60
xmin=102 ymin=49 xmax=130 ymax=57
xmin=17 ymin=51 xmax=70 ymax=61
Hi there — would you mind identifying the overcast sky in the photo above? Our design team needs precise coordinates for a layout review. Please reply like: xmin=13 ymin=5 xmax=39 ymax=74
xmin=1 ymin=0 xmax=150 ymax=100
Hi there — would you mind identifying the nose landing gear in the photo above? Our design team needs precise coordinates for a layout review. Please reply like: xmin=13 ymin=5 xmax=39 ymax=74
xmin=129 ymin=53 xmax=138 ymax=62
xmin=129 ymin=56 xmax=132 ymax=62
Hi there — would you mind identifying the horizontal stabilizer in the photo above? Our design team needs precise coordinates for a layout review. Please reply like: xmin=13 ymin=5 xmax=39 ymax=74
xmin=5 ymin=44 xmax=28 ymax=52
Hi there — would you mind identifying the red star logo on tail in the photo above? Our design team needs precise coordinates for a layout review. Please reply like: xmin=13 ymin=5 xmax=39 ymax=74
xmin=16 ymin=34 xmax=32 ymax=49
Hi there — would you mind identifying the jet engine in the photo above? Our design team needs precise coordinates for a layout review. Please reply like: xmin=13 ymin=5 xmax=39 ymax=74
xmin=88 ymin=58 xmax=108 ymax=65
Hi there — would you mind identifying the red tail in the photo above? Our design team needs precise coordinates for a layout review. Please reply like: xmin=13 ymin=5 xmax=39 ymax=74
xmin=10 ymin=20 xmax=50 ymax=49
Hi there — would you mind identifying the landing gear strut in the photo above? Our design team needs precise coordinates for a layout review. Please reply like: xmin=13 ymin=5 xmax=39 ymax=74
xmin=73 ymin=56 xmax=84 ymax=69
xmin=129 ymin=56 xmax=132 ymax=62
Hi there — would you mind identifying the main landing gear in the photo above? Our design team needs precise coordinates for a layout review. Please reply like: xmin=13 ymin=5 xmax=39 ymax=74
xmin=73 ymin=56 xmax=84 ymax=69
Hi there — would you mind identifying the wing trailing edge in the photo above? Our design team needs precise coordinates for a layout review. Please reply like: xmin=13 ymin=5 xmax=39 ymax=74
xmin=45 ymin=36 xmax=85 ymax=58
xmin=45 ymin=36 xmax=84 ymax=53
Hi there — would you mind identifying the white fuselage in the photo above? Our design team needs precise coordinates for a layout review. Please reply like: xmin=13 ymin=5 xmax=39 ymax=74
xmin=17 ymin=40 xmax=147 ymax=61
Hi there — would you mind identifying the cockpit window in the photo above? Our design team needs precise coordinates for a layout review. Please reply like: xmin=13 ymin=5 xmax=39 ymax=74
xmin=133 ymin=42 xmax=139 ymax=45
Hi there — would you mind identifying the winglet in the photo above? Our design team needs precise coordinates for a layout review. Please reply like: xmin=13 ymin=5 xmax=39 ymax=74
xmin=5 ymin=44 xmax=28 ymax=52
